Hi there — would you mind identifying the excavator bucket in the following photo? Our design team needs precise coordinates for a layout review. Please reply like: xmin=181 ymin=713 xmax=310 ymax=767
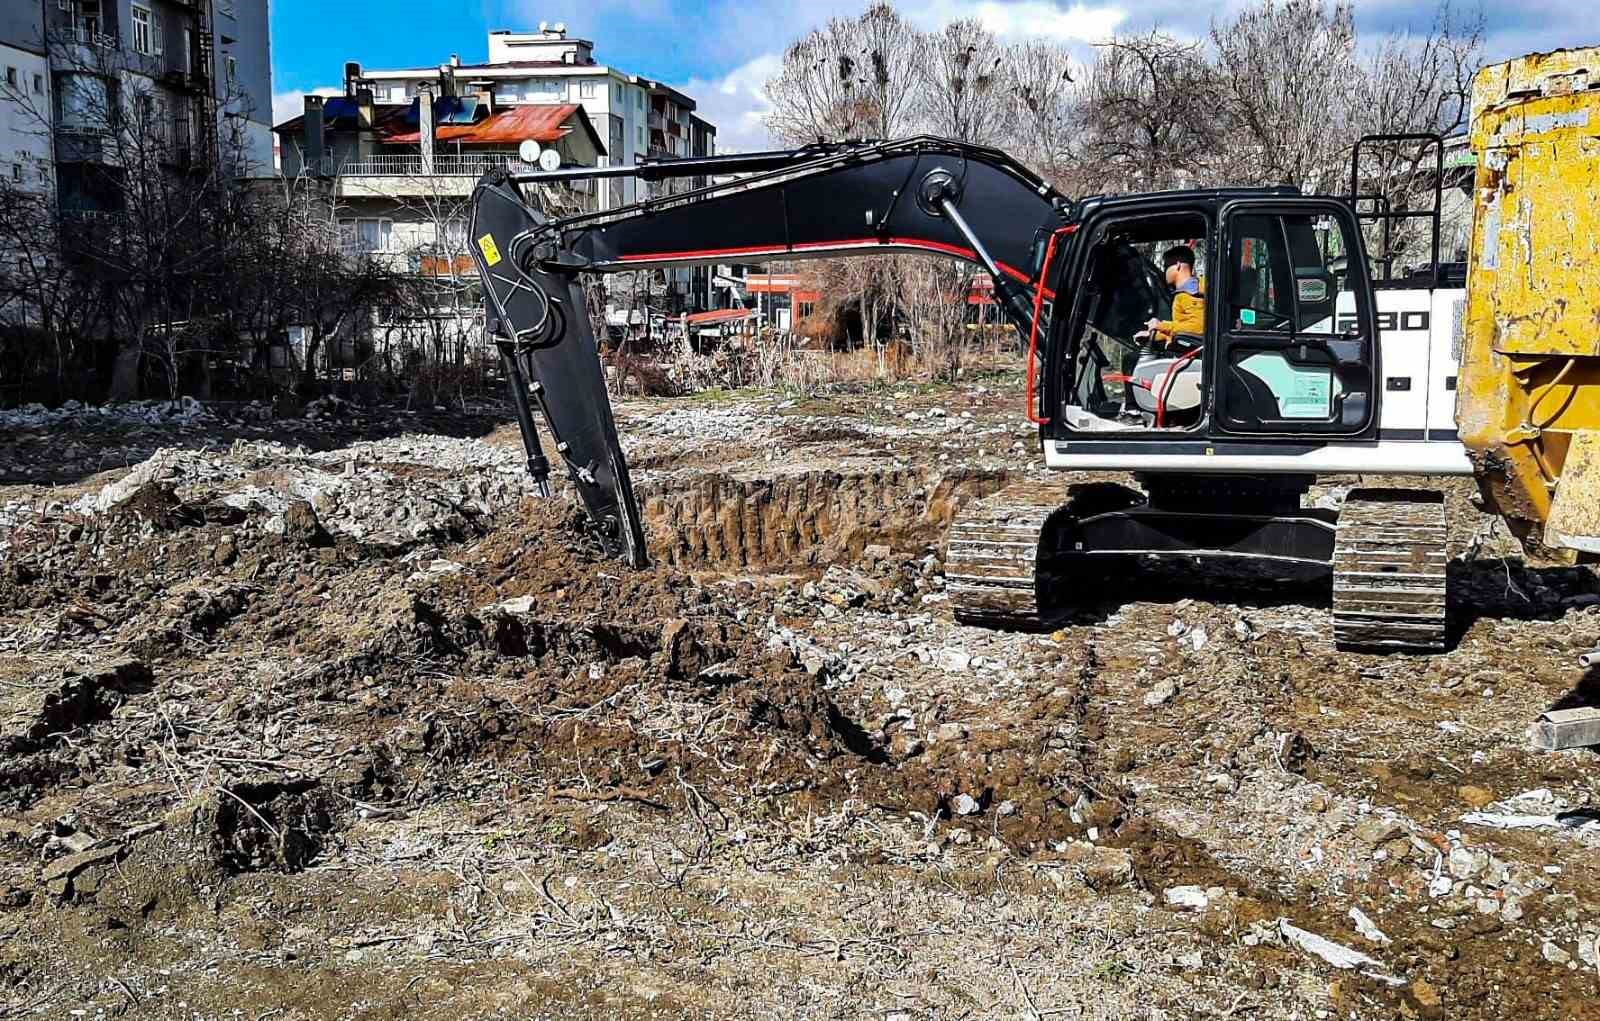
xmin=469 ymin=172 xmax=649 ymax=567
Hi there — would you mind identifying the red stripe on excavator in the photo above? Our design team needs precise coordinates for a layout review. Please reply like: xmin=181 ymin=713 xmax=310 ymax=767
xmin=1025 ymin=224 xmax=1078 ymax=425
xmin=615 ymin=238 xmax=1052 ymax=299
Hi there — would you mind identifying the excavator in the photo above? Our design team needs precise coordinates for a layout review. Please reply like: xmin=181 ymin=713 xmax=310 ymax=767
xmin=467 ymin=47 xmax=1600 ymax=656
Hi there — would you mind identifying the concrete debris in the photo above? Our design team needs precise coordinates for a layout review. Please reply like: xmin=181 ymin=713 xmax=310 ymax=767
xmin=1144 ymin=679 xmax=1178 ymax=708
xmin=1349 ymin=907 xmax=1392 ymax=944
xmin=1278 ymin=918 xmax=1389 ymax=973
xmin=950 ymin=794 xmax=980 ymax=816
xmin=1164 ymin=885 xmax=1210 ymax=909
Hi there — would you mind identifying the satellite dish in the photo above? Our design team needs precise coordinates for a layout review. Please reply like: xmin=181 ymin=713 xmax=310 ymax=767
xmin=538 ymin=149 xmax=561 ymax=172
xmin=517 ymin=138 xmax=542 ymax=164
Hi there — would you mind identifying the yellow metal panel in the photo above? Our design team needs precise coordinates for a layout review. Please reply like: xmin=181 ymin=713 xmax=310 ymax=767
xmin=1547 ymin=430 xmax=1600 ymax=553
xmin=1460 ymin=48 xmax=1600 ymax=555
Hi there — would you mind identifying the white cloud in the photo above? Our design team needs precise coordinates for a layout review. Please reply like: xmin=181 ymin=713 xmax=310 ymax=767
xmin=270 ymin=87 xmax=340 ymax=128
xmin=675 ymin=53 xmax=783 ymax=154
xmin=908 ymin=1 xmax=1128 ymax=42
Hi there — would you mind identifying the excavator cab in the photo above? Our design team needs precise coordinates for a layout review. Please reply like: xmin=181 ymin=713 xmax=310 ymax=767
xmin=1043 ymin=193 xmax=1382 ymax=448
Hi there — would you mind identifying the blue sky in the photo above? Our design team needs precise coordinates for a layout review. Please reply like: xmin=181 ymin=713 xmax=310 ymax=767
xmin=270 ymin=0 xmax=1596 ymax=150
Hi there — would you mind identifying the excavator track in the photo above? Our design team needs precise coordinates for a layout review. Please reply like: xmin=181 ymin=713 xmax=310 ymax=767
xmin=1332 ymin=489 xmax=1449 ymax=652
xmin=945 ymin=481 xmax=1066 ymax=629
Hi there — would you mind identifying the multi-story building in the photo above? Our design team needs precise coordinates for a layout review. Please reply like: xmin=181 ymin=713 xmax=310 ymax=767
xmin=43 ymin=0 xmax=273 ymax=208
xmin=1 ymin=6 xmax=53 ymax=194
xmin=274 ymin=61 xmax=607 ymax=274
xmin=274 ymin=24 xmax=729 ymax=319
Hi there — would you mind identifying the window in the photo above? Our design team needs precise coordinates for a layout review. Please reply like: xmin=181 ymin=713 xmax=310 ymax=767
xmin=579 ymin=80 xmax=597 ymax=99
xmin=131 ymin=5 xmax=152 ymax=56
xmin=1216 ymin=208 xmax=1373 ymax=431
xmin=226 ymin=56 xmax=237 ymax=82
xmin=4 ymin=67 xmax=15 ymax=88
xmin=338 ymin=217 xmax=393 ymax=254
xmin=10 ymin=163 xmax=20 ymax=183
xmin=152 ymin=11 xmax=163 ymax=57
xmin=58 ymin=72 xmax=108 ymax=130
xmin=33 ymin=73 xmax=44 ymax=95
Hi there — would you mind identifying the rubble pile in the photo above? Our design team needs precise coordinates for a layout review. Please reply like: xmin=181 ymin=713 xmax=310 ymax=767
xmin=0 ymin=381 xmax=1597 ymax=1020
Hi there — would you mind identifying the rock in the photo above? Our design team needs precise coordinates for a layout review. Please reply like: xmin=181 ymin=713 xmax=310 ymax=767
xmin=862 ymin=544 xmax=892 ymax=562
xmin=934 ymin=722 xmax=969 ymax=744
xmin=281 ymin=500 xmax=331 ymax=547
xmin=0 ymin=887 xmax=32 ymax=910
xmin=936 ymin=648 xmax=972 ymax=672
xmin=1189 ymin=627 xmax=1208 ymax=651
xmin=890 ymin=732 xmax=924 ymax=760
xmin=1542 ymin=940 xmax=1571 ymax=965
xmin=1410 ymin=978 xmax=1442 ymax=1013
xmin=1165 ymin=885 xmax=1209 ymax=909
xmin=41 ymin=844 xmax=122 ymax=897
xmin=1206 ymin=773 xmax=1236 ymax=794
xmin=1176 ymin=950 xmax=1204 ymax=970
xmin=1457 ymin=785 xmax=1495 ymax=809
xmin=1448 ymin=846 xmax=1488 ymax=880
xmin=996 ymin=800 xmax=1017 ymax=817
xmin=951 ymin=793 xmax=981 ymax=816
xmin=1353 ymin=817 xmax=1406 ymax=846
xmin=1144 ymin=679 xmax=1178 ymax=708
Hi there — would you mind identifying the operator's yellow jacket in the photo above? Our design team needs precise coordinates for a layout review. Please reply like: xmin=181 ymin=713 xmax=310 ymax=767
xmin=1154 ymin=277 xmax=1205 ymax=343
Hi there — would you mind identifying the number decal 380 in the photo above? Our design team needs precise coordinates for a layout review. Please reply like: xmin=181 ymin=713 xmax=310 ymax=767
xmin=1338 ymin=311 xmax=1431 ymax=332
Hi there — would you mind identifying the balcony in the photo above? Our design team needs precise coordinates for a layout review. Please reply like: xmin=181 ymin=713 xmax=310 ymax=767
xmin=339 ymin=153 xmax=537 ymax=177
xmin=333 ymin=152 xmax=594 ymax=203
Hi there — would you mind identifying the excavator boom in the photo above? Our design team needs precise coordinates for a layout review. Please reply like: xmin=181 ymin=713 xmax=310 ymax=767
xmin=469 ymin=137 xmax=1068 ymax=561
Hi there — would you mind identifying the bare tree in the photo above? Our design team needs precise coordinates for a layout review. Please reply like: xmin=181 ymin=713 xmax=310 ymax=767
xmin=1210 ymin=1 xmax=1361 ymax=191
xmin=767 ymin=18 xmax=879 ymax=145
xmin=1007 ymin=40 xmax=1088 ymax=188
xmin=1081 ymin=32 xmax=1225 ymax=192
xmin=918 ymin=20 xmax=1011 ymax=146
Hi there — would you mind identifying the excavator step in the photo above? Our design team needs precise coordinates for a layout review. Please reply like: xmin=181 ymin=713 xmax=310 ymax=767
xmin=1332 ymin=489 xmax=1449 ymax=652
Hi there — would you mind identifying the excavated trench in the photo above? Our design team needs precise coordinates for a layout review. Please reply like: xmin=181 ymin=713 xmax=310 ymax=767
xmin=638 ymin=467 xmax=1012 ymax=570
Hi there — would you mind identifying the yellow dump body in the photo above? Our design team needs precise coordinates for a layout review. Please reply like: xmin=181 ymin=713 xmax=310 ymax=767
xmin=1460 ymin=48 xmax=1600 ymax=556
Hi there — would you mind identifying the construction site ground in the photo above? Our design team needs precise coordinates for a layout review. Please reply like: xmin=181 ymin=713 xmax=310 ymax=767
xmin=2 ymin=371 xmax=1599 ymax=1020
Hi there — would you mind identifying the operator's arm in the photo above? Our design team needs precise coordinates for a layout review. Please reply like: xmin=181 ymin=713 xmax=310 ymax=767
xmin=1147 ymin=287 xmax=1205 ymax=344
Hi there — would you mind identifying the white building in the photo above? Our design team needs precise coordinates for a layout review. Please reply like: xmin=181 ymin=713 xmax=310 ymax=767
xmin=359 ymin=23 xmax=708 ymax=210
xmin=1 ymin=14 xmax=52 ymax=194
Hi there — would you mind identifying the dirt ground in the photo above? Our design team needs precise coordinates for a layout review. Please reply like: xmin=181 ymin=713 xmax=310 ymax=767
xmin=3 ymin=373 xmax=1599 ymax=1020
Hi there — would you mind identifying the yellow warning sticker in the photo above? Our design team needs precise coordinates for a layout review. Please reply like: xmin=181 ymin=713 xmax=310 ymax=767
xmin=477 ymin=233 xmax=502 ymax=267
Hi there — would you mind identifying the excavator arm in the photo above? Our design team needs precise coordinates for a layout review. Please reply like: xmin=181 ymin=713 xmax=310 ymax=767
xmin=467 ymin=136 xmax=1068 ymax=565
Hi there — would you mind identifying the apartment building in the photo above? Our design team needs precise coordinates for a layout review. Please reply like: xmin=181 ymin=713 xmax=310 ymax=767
xmin=356 ymin=25 xmax=711 ymax=210
xmin=274 ymin=63 xmax=607 ymax=274
xmin=1 ymin=5 xmax=52 ymax=193
xmin=44 ymin=0 xmax=273 ymax=207
xmin=273 ymin=24 xmax=729 ymax=316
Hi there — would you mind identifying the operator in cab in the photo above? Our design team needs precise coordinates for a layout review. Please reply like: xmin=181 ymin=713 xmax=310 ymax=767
xmin=1144 ymin=245 xmax=1204 ymax=348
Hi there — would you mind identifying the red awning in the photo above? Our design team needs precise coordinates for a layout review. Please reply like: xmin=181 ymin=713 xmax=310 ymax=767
xmin=745 ymin=273 xmax=806 ymax=294
xmin=683 ymin=309 xmax=757 ymax=325
xmin=385 ymin=104 xmax=583 ymax=144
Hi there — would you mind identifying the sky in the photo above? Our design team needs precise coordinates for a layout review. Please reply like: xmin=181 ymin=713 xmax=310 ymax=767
xmin=269 ymin=0 xmax=1597 ymax=152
